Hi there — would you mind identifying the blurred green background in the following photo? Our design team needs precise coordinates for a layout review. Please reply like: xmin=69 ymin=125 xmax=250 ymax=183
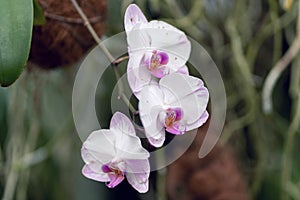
xmin=1 ymin=0 xmax=300 ymax=199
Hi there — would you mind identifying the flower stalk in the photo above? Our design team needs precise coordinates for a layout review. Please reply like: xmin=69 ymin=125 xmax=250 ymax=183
xmin=69 ymin=0 xmax=115 ymax=63
xmin=156 ymin=149 xmax=167 ymax=200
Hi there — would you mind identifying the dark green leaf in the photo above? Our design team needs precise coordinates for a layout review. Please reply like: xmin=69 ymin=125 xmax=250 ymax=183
xmin=0 ymin=0 xmax=33 ymax=87
xmin=33 ymin=0 xmax=46 ymax=25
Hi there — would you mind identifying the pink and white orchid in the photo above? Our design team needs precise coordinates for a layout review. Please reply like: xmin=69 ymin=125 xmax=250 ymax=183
xmin=124 ymin=4 xmax=191 ymax=98
xmin=138 ymin=73 xmax=209 ymax=147
xmin=81 ymin=112 xmax=150 ymax=193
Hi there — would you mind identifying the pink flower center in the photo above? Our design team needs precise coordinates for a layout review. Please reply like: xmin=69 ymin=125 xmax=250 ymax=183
xmin=164 ymin=108 xmax=183 ymax=128
xmin=146 ymin=50 xmax=169 ymax=78
xmin=150 ymin=51 xmax=162 ymax=70
xmin=165 ymin=110 xmax=176 ymax=127
xmin=102 ymin=163 xmax=125 ymax=188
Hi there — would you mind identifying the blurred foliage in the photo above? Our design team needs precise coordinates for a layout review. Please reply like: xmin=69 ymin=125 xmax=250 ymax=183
xmin=1 ymin=0 xmax=300 ymax=200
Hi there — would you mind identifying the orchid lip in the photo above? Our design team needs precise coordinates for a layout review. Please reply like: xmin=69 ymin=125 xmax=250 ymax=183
xmin=164 ymin=107 xmax=183 ymax=129
xmin=161 ymin=107 xmax=185 ymax=135
xmin=145 ymin=50 xmax=169 ymax=78
xmin=101 ymin=164 xmax=112 ymax=173
xmin=102 ymin=163 xmax=125 ymax=188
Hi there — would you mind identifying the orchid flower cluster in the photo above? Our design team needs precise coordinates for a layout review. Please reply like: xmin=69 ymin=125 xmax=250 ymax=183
xmin=81 ymin=4 xmax=209 ymax=193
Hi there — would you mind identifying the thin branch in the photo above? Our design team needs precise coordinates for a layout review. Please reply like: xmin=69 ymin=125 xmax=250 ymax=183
xmin=113 ymin=56 xmax=129 ymax=66
xmin=69 ymin=0 xmax=115 ymax=63
xmin=44 ymin=12 xmax=102 ymax=24
xmin=70 ymin=0 xmax=137 ymax=114
xmin=262 ymin=1 xmax=300 ymax=114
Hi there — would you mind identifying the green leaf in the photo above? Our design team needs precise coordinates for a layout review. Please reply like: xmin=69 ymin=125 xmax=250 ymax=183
xmin=33 ymin=0 xmax=46 ymax=25
xmin=0 ymin=0 xmax=33 ymax=87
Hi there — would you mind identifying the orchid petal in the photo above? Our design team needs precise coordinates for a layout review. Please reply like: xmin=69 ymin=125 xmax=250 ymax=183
xmin=177 ymin=86 xmax=209 ymax=124
xmin=138 ymin=85 xmax=164 ymax=116
xmin=160 ymin=73 xmax=203 ymax=101
xmin=81 ymin=146 xmax=94 ymax=164
xmin=146 ymin=20 xmax=191 ymax=68
xmin=147 ymin=20 xmax=183 ymax=34
xmin=109 ymin=113 xmax=149 ymax=160
xmin=166 ymin=122 xmax=186 ymax=135
xmin=126 ymin=159 xmax=150 ymax=193
xmin=127 ymin=21 xmax=191 ymax=71
xmin=114 ymin=133 xmax=150 ymax=160
xmin=147 ymin=130 xmax=166 ymax=147
xmin=82 ymin=164 xmax=109 ymax=182
xmin=149 ymin=65 xmax=170 ymax=78
xmin=160 ymin=73 xmax=209 ymax=124
xmin=81 ymin=146 xmax=113 ymax=175
xmin=175 ymin=65 xmax=189 ymax=75
xmin=110 ymin=112 xmax=135 ymax=136
xmin=186 ymin=110 xmax=209 ymax=131
xmin=124 ymin=4 xmax=147 ymax=33
xmin=107 ymin=173 xmax=125 ymax=188
xmin=139 ymin=85 xmax=166 ymax=144
xmin=127 ymin=52 xmax=152 ymax=97
xmin=82 ymin=130 xmax=115 ymax=164
xmin=126 ymin=23 xmax=151 ymax=51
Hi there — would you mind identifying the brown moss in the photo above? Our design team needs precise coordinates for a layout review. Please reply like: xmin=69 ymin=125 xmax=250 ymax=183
xmin=167 ymin=121 xmax=249 ymax=200
xmin=29 ymin=0 xmax=107 ymax=69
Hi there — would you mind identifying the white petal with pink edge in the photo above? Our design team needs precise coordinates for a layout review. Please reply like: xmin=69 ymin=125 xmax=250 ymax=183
xmin=124 ymin=4 xmax=148 ymax=33
xmin=126 ymin=159 xmax=150 ymax=193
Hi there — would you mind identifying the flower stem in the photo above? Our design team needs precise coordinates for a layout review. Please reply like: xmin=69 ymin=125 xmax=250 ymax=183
xmin=113 ymin=56 xmax=129 ymax=65
xmin=69 ymin=0 xmax=115 ymax=63
xmin=70 ymin=0 xmax=137 ymax=114
xmin=44 ymin=12 xmax=101 ymax=24
xmin=156 ymin=149 xmax=167 ymax=200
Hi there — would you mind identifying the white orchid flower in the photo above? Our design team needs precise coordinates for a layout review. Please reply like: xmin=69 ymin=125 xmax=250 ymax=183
xmin=124 ymin=4 xmax=191 ymax=98
xmin=81 ymin=112 xmax=150 ymax=193
xmin=138 ymin=73 xmax=209 ymax=147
